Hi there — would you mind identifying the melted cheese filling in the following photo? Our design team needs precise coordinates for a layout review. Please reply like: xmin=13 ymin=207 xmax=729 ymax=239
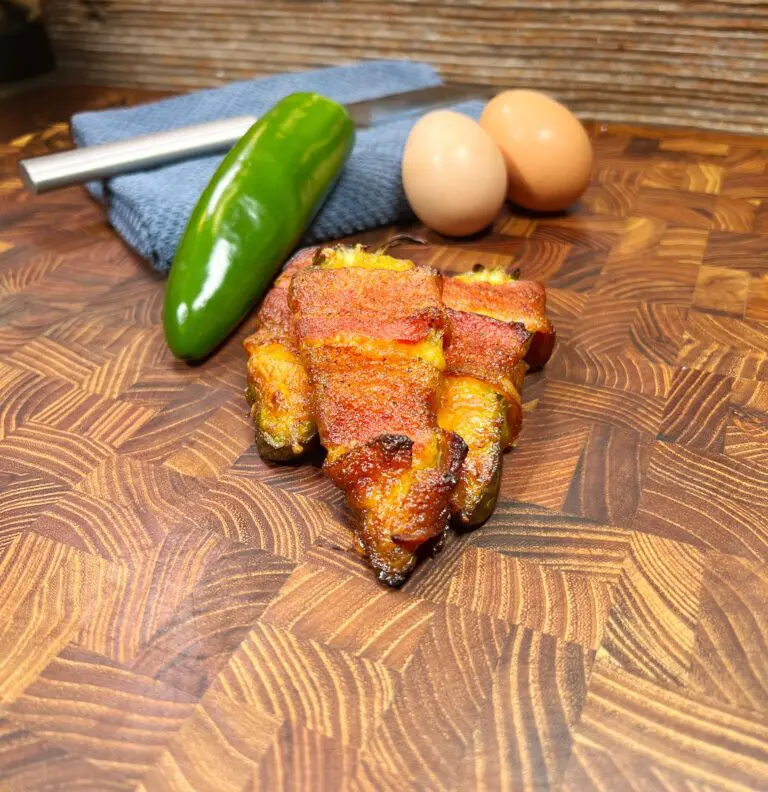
xmin=454 ymin=266 xmax=513 ymax=286
xmin=437 ymin=376 xmax=505 ymax=448
xmin=318 ymin=244 xmax=414 ymax=272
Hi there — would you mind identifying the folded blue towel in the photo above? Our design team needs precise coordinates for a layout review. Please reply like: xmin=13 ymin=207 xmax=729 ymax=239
xmin=72 ymin=60 xmax=484 ymax=274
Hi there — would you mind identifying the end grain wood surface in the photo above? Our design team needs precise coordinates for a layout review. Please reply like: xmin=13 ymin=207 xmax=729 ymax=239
xmin=43 ymin=1 xmax=768 ymax=134
xmin=1 ymin=86 xmax=768 ymax=790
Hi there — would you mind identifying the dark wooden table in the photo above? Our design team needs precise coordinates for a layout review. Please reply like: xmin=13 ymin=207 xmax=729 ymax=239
xmin=1 ymin=86 xmax=767 ymax=792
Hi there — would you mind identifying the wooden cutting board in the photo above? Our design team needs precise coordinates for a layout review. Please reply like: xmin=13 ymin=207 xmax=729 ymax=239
xmin=1 ymin=87 xmax=767 ymax=791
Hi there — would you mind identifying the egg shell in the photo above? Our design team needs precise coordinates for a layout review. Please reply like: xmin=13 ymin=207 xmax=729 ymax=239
xmin=480 ymin=90 xmax=593 ymax=212
xmin=402 ymin=110 xmax=507 ymax=237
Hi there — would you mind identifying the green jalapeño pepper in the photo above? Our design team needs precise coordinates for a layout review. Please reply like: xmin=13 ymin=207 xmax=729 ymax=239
xmin=163 ymin=92 xmax=355 ymax=361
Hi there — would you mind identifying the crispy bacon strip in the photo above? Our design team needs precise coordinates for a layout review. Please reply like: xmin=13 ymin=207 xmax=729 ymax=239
xmin=442 ymin=271 xmax=556 ymax=369
xmin=438 ymin=267 xmax=554 ymax=524
xmin=289 ymin=245 xmax=466 ymax=586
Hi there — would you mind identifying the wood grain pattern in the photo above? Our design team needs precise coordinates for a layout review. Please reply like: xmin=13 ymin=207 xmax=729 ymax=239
xmin=563 ymin=424 xmax=653 ymax=526
xmin=1 ymin=86 xmax=768 ymax=790
xmin=569 ymin=660 xmax=768 ymax=792
xmin=435 ymin=548 xmax=615 ymax=650
xmin=598 ymin=532 xmax=705 ymax=688
xmin=42 ymin=1 xmax=768 ymax=134
xmin=7 ymin=647 xmax=199 ymax=783
xmin=634 ymin=441 xmax=768 ymax=559
xmin=361 ymin=605 xmax=508 ymax=790
xmin=689 ymin=553 xmax=768 ymax=713
xmin=261 ymin=562 xmax=436 ymax=672
xmin=455 ymin=627 xmax=592 ymax=792
xmin=0 ymin=715 xmax=133 ymax=791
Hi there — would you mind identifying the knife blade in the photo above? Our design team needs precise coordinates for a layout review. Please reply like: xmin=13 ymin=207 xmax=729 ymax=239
xmin=19 ymin=84 xmax=490 ymax=194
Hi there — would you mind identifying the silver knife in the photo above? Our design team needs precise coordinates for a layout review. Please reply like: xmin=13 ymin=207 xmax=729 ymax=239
xmin=19 ymin=84 xmax=489 ymax=194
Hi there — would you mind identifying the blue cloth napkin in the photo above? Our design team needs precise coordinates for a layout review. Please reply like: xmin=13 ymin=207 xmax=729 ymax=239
xmin=72 ymin=60 xmax=484 ymax=273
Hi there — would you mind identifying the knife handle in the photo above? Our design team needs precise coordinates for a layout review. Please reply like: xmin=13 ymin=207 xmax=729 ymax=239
xmin=18 ymin=115 xmax=257 ymax=194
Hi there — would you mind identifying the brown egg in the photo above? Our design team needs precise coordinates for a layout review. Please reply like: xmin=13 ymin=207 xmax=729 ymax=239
xmin=480 ymin=90 xmax=593 ymax=212
xmin=402 ymin=110 xmax=507 ymax=237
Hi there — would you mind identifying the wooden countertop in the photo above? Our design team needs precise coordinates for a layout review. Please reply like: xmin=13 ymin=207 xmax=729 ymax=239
xmin=1 ymin=86 xmax=767 ymax=791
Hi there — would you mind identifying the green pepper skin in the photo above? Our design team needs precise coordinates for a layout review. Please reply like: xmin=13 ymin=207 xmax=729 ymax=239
xmin=163 ymin=93 xmax=355 ymax=361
